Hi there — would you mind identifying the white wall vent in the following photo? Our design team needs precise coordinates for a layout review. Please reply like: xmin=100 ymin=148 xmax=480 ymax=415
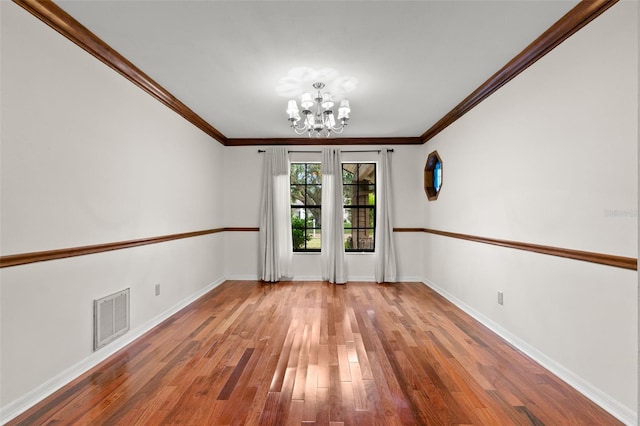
xmin=94 ymin=288 xmax=130 ymax=351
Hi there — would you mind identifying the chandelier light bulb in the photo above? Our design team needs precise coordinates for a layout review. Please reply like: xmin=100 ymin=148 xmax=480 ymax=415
xmin=321 ymin=93 xmax=334 ymax=109
xmin=300 ymin=93 xmax=314 ymax=109
xmin=287 ymin=100 xmax=300 ymax=122
xmin=287 ymin=99 xmax=299 ymax=115
xmin=338 ymin=99 xmax=350 ymax=121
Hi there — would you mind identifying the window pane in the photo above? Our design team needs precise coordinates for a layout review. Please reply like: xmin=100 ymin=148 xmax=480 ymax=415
xmin=356 ymin=184 xmax=375 ymax=205
xmin=307 ymin=184 xmax=322 ymax=205
xmin=292 ymin=229 xmax=306 ymax=249
xmin=342 ymin=165 xmax=356 ymax=184
xmin=307 ymin=207 xmax=321 ymax=227
xmin=307 ymin=164 xmax=322 ymax=184
xmin=344 ymin=207 xmax=375 ymax=228
xmin=291 ymin=209 xmax=307 ymax=250
xmin=290 ymin=163 xmax=306 ymax=184
xmin=358 ymin=207 xmax=376 ymax=228
xmin=363 ymin=206 xmax=375 ymax=228
xmin=291 ymin=208 xmax=305 ymax=225
xmin=343 ymin=229 xmax=354 ymax=250
xmin=291 ymin=184 xmax=305 ymax=205
xmin=343 ymin=207 xmax=354 ymax=228
xmin=358 ymin=164 xmax=376 ymax=183
xmin=307 ymin=229 xmax=321 ymax=250
xmin=347 ymin=207 xmax=360 ymax=228
xmin=343 ymin=185 xmax=355 ymax=205
xmin=352 ymin=229 xmax=375 ymax=250
xmin=368 ymin=192 xmax=375 ymax=206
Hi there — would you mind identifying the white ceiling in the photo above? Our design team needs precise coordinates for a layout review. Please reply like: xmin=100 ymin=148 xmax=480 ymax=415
xmin=56 ymin=0 xmax=579 ymax=140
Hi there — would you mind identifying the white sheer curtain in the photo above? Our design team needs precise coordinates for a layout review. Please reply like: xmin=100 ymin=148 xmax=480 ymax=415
xmin=259 ymin=147 xmax=292 ymax=282
xmin=375 ymin=149 xmax=397 ymax=283
xmin=321 ymin=148 xmax=346 ymax=284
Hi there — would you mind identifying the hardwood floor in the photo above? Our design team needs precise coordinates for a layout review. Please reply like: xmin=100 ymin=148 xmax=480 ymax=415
xmin=10 ymin=280 xmax=621 ymax=425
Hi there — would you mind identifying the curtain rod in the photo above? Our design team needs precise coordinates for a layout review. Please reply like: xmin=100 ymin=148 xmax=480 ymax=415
xmin=258 ymin=149 xmax=394 ymax=153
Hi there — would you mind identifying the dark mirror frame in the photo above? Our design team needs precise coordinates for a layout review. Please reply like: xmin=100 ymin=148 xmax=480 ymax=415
xmin=424 ymin=150 xmax=443 ymax=201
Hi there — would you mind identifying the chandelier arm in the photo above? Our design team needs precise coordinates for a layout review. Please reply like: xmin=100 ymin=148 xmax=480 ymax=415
xmin=291 ymin=122 xmax=307 ymax=132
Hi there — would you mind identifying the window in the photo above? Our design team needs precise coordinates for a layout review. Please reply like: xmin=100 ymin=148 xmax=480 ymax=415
xmin=290 ymin=163 xmax=321 ymax=251
xmin=424 ymin=150 xmax=443 ymax=201
xmin=290 ymin=161 xmax=377 ymax=253
xmin=343 ymin=163 xmax=376 ymax=252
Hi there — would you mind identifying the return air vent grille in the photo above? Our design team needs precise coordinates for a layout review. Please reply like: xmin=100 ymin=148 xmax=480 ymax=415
xmin=94 ymin=288 xmax=130 ymax=351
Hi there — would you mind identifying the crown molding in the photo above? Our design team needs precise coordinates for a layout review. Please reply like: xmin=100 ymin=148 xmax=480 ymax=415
xmin=13 ymin=0 xmax=227 ymax=144
xmin=420 ymin=0 xmax=618 ymax=143
xmin=225 ymin=137 xmax=422 ymax=146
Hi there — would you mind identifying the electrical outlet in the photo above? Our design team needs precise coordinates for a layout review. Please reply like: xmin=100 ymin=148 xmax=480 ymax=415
xmin=497 ymin=291 xmax=504 ymax=305
xmin=155 ymin=284 xmax=161 ymax=296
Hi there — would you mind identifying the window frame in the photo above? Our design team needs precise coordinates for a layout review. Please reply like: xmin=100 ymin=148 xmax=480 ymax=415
xmin=290 ymin=162 xmax=322 ymax=252
xmin=289 ymin=160 xmax=378 ymax=254
xmin=342 ymin=162 xmax=376 ymax=253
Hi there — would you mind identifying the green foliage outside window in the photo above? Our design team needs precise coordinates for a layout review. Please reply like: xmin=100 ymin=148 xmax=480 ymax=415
xmin=291 ymin=216 xmax=311 ymax=250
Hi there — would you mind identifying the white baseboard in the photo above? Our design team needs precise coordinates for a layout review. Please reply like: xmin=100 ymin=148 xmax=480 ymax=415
xmin=422 ymin=278 xmax=637 ymax=426
xmin=344 ymin=276 xmax=423 ymax=283
xmin=291 ymin=275 xmax=322 ymax=281
xmin=292 ymin=276 xmax=422 ymax=283
xmin=344 ymin=275 xmax=375 ymax=282
xmin=224 ymin=275 xmax=423 ymax=283
xmin=397 ymin=276 xmax=424 ymax=283
xmin=0 ymin=278 xmax=225 ymax=425
xmin=224 ymin=274 xmax=259 ymax=281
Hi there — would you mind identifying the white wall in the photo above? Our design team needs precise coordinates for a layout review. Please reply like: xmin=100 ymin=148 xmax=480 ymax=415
xmin=223 ymin=145 xmax=424 ymax=281
xmin=0 ymin=1 xmax=225 ymax=416
xmin=420 ymin=1 xmax=638 ymax=423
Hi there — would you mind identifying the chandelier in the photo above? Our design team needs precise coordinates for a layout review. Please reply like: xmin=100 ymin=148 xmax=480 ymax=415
xmin=286 ymin=82 xmax=351 ymax=137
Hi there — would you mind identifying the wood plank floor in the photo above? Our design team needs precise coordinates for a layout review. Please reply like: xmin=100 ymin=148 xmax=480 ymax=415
xmin=9 ymin=280 xmax=621 ymax=425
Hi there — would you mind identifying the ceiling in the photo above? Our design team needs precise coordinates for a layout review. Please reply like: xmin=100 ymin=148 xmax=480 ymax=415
xmin=54 ymin=0 xmax=579 ymax=141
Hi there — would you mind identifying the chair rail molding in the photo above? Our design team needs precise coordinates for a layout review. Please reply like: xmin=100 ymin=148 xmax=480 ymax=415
xmin=393 ymin=227 xmax=637 ymax=271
